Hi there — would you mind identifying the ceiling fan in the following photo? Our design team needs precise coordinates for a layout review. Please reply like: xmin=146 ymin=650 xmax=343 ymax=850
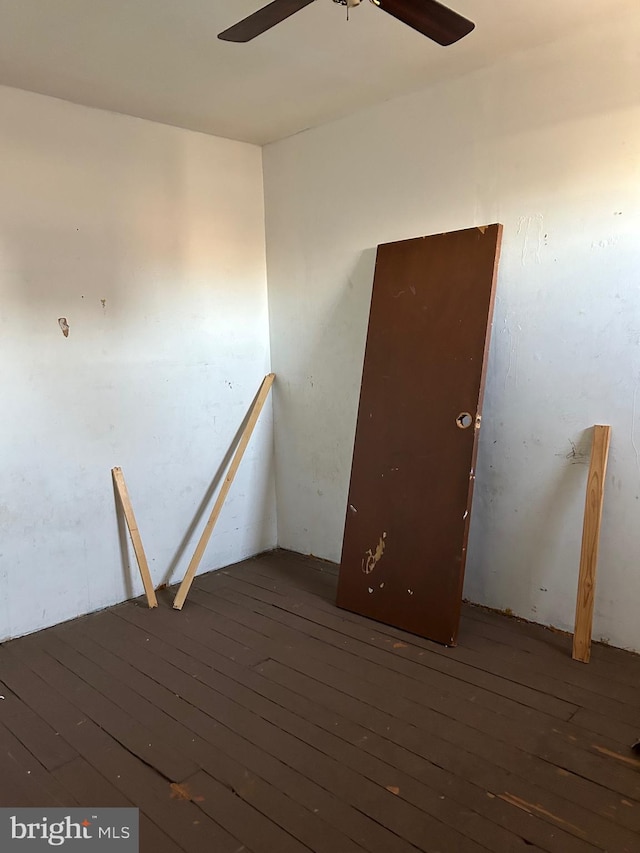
xmin=218 ymin=0 xmax=475 ymax=47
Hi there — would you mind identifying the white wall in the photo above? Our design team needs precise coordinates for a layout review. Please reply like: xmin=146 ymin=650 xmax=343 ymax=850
xmin=263 ymin=13 xmax=640 ymax=651
xmin=0 ymin=85 xmax=275 ymax=640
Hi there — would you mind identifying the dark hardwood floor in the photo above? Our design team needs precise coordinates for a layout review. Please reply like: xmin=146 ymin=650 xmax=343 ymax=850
xmin=1 ymin=549 xmax=639 ymax=852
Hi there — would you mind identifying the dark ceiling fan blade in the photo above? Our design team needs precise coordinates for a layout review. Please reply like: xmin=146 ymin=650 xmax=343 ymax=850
xmin=218 ymin=0 xmax=317 ymax=42
xmin=374 ymin=0 xmax=474 ymax=46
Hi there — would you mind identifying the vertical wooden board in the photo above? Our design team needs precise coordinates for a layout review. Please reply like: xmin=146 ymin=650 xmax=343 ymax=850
xmin=573 ymin=425 xmax=611 ymax=663
xmin=337 ymin=225 xmax=502 ymax=645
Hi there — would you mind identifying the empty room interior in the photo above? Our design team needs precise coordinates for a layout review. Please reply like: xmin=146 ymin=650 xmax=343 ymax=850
xmin=1 ymin=1 xmax=640 ymax=851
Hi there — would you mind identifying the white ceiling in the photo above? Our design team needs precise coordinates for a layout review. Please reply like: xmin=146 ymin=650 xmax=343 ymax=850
xmin=0 ymin=1 xmax=632 ymax=145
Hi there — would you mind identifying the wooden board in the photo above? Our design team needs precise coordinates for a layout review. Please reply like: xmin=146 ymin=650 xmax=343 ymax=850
xmin=573 ymin=425 xmax=611 ymax=663
xmin=173 ymin=373 xmax=275 ymax=610
xmin=112 ymin=467 xmax=157 ymax=608
xmin=337 ymin=225 xmax=502 ymax=644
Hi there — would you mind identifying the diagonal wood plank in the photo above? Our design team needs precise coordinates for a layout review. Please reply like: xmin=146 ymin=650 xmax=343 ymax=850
xmin=112 ymin=466 xmax=157 ymax=608
xmin=173 ymin=373 xmax=275 ymax=610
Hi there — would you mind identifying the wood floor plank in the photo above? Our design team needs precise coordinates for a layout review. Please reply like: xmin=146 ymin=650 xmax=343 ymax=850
xmin=141 ymin=580 xmax=640 ymax=840
xmin=8 ymin=634 xmax=199 ymax=782
xmin=43 ymin=626 xmax=320 ymax=853
xmin=77 ymin=612 xmax=468 ymax=853
xmin=127 ymin=592 xmax=631 ymax=840
xmin=53 ymin=755 xmax=135 ymax=807
xmin=179 ymin=580 xmax=640 ymax=833
xmin=255 ymin=656 xmax=637 ymax=851
xmin=105 ymin=605 xmax=550 ymax=853
xmin=219 ymin=567 xmax=606 ymax=715
xmin=569 ymin=708 xmax=640 ymax=747
xmin=194 ymin=582 xmax=640 ymax=803
xmin=0 ymin=647 xmax=246 ymax=853
xmin=52 ymin=757 xmax=184 ymax=853
xmin=216 ymin=566 xmax=640 ymax=754
xmin=244 ymin=551 xmax=640 ymax=703
xmin=459 ymin=608 xmax=640 ymax=694
xmin=0 ymin=750 xmax=63 ymax=807
xmin=0 ymin=721 xmax=78 ymax=807
xmin=234 ymin=559 xmax=640 ymax=707
xmin=0 ymin=677 xmax=79 ymax=770
xmin=114 ymin=601 xmax=605 ymax=853
xmin=219 ymin=570 xmax=640 ymax=729
xmin=181 ymin=770 xmax=311 ymax=853
xmin=210 ymin=573 xmax=579 ymax=719
xmin=59 ymin=612 xmax=390 ymax=853
xmin=1 ymin=548 xmax=638 ymax=853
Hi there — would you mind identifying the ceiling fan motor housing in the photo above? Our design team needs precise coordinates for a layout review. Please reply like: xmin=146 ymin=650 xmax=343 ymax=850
xmin=332 ymin=0 xmax=362 ymax=7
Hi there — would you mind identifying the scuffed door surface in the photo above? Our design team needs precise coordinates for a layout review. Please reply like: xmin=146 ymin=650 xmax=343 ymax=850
xmin=337 ymin=225 xmax=502 ymax=645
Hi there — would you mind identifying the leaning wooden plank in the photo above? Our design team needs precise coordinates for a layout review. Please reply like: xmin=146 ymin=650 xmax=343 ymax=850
xmin=173 ymin=373 xmax=276 ymax=610
xmin=112 ymin=467 xmax=158 ymax=609
xmin=572 ymin=425 xmax=611 ymax=663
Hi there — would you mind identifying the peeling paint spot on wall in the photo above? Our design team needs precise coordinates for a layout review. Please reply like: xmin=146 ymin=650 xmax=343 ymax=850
xmin=58 ymin=317 xmax=69 ymax=337
xmin=362 ymin=532 xmax=386 ymax=574
xmin=517 ymin=213 xmax=544 ymax=265
xmin=591 ymin=237 xmax=617 ymax=249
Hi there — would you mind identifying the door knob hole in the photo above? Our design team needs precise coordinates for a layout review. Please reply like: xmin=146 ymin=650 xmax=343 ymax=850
xmin=456 ymin=412 xmax=473 ymax=429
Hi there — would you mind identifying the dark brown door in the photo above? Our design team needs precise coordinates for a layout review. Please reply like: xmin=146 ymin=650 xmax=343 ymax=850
xmin=337 ymin=225 xmax=503 ymax=645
